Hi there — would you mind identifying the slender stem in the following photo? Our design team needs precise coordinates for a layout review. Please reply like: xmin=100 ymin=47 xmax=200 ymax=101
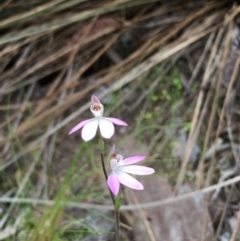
xmin=98 ymin=135 xmax=119 ymax=240
xmin=100 ymin=152 xmax=115 ymax=205
xmin=115 ymin=210 xmax=120 ymax=241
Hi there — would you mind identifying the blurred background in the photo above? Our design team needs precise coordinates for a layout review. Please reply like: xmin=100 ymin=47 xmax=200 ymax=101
xmin=1 ymin=0 xmax=240 ymax=240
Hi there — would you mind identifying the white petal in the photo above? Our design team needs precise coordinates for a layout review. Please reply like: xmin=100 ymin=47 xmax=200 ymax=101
xmin=118 ymin=165 xmax=155 ymax=175
xmin=81 ymin=119 xmax=98 ymax=141
xmin=69 ymin=119 xmax=93 ymax=134
xmin=115 ymin=170 xmax=143 ymax=190
xmin=110 ymin=159 xmax=118 ymax=170
xmin=116 ymin=154 xmax=124 ymax=161
xmin=99 ymin=118 xmax=114 ymax=139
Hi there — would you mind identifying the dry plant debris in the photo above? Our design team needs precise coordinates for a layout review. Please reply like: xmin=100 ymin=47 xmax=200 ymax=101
xmin=1 ymin=0 xmax=240 ymax=240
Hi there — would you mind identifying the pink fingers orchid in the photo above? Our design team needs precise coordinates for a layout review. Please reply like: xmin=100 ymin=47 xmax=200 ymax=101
xmin=107 ymin=145 xmax=155 ymax=196
xmin=69 ymin=95 xmax=127 ymax=142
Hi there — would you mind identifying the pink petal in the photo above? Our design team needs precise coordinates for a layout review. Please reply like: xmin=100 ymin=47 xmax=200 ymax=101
xmin=69 ymin=119 xmax=93 ymax=135
xmin=123 ymin=156 xmax=146 ymax=165
xmin=105 ymin=117 xmax=128 ymax=126
xmin=119 ymin=165 xmax=155 ymax=175
xmin=115 ymin=170 xmax=143 ymax=190
xmin=107 ymin=172 xmax=120 ymax=196
xmin=91 ymin=95 xmax=101 ymax=105
xmin=99 ymin=118 xmax=114 ymax=139
xmin=81 ymin=119 xmax=98 ymax=142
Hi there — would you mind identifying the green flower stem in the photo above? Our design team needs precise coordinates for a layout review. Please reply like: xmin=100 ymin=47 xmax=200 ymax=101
xmin=100 ymin=151 xmax=115 ymax=206
xmin=115 ymin=210 xmax=120 ymax=241
xmin=98 ymin=135 xmax=119 ymax=241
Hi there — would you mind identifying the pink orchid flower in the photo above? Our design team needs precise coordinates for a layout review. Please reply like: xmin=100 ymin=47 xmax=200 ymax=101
xmin=69 ymin=95 xmax=127 ymax=142
xmin=107 ymin=145 xmax=155 ymax=196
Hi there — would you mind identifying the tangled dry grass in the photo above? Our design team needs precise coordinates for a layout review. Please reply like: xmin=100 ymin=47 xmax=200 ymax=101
xmin=1 ymin=0 xmax=240 ymax=240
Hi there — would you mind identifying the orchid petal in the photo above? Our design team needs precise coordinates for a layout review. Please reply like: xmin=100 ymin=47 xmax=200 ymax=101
xmin=91 ymin=95 xmax=101 ymax=105
xmin=81 ymin=119 xmax=98 ymax=142
xmin=69 ymin=119 xmax=93 ymax=135
xmin=105 ymin=117 xmax=128 ymax=126
xmin=119 ymin=165 xmax=155 ymax=175
xmin=116 ymin=154 xmax=124 ymax=161
xmin=123 ymin=156 xmax=146 ymax=165
xmin=110 ymin=159 xmax=118 ymax=170
xmin=115 ymin=170 xmax=143 ymax=190
xmin=107 ymin=172 xmax=120 ymax=196
xmin=99 ymin=118 xmax=114 ymax=139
